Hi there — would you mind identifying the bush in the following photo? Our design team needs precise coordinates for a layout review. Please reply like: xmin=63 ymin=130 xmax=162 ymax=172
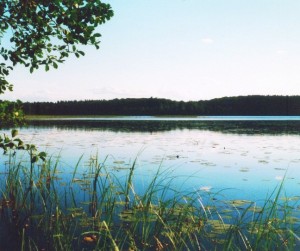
xmin=0 ymin=100 xmax=24 ymax=128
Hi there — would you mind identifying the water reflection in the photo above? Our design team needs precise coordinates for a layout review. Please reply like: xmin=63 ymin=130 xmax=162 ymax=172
xmin=25 ymin=119 xmax=300 ymax=135
xmin=2 ymin=117 xmax=299 ymax=203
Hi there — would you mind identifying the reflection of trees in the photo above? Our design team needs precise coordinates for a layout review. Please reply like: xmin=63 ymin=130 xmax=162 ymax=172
xmin=24 ymin=120 xmax=300 ymax=135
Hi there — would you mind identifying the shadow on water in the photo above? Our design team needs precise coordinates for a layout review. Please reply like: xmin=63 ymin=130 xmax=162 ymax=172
xmin=24 ymin=119 xmax=300 ymax=135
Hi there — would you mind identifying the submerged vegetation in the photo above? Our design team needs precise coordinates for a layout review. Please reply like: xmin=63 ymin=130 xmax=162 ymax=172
xmin=0 ymin=148 xmax=300 ymax=250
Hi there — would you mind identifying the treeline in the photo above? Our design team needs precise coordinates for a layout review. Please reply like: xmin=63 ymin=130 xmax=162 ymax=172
xmin=23 ymin=95 xmax=300 ymax=116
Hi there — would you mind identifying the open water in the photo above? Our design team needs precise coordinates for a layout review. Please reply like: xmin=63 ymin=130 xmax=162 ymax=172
xmin=3 ymin=116 xmax=300 ymax=203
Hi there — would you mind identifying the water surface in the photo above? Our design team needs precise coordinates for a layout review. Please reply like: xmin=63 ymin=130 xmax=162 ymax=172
xmin=4 ymin=116 xmax=300 ymax=202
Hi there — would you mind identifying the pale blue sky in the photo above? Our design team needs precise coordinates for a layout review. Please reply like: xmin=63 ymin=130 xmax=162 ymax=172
xmin=4 ymin=0 xmax=300 ymax=101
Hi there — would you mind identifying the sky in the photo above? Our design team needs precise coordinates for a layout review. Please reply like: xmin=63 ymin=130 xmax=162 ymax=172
xmin=3 ymin=0 xmax=300 ymax=102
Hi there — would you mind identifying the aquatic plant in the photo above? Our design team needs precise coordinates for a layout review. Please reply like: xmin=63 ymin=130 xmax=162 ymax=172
xmin=0 ymin=151 xmax=299 ymax=250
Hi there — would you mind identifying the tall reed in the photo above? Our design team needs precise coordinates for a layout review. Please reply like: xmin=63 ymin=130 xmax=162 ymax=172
xmin=0 ymin=152 xmax=299 ymax=250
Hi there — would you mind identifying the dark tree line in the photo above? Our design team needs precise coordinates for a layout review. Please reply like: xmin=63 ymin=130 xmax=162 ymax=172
xmin=23 ymin=95 xmax=300 ymax=116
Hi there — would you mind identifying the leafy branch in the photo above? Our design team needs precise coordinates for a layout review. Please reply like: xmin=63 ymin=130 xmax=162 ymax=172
xmin=0 ymin=0 xmax=113 ymax=94
xmin=0 ymin=129 xmax=46 ymax=163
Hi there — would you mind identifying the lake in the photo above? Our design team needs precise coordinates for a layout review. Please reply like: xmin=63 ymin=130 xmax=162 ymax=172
xmin=4 ymin=116 xmax=300 ymax=203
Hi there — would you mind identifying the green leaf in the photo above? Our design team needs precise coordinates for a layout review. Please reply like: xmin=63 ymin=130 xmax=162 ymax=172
xmin=31 ymin=156 xmax=39 ymax=163
xmin=39 ymin=152 xmax=47 ymax=158
xmin=38 ymin=152 xmax=47 ymax=161
xmin=11 ymin=129 xmax=18 ymax=138
xmin=78 ymin=51 xmax=85 ymax=56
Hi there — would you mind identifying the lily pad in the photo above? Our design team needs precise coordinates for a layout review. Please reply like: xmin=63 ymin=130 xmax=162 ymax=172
xmin=227 ymin=200 xmax=252 ymax=207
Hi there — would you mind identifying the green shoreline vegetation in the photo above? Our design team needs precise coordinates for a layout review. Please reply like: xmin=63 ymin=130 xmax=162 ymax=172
xmin=2 ymin=95 xmax=300 ymax=128
xmin=1 ymin=144 xmax=300 ymax=250
xmin=23 ymin=95 xmax=300 ymax=116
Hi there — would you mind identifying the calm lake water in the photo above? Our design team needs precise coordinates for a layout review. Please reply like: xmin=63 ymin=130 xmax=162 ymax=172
xmin=4 ymin=116 xmax=300 ymax=203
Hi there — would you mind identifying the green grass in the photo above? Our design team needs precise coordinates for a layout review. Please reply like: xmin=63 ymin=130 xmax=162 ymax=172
xmin=0 ymin=152 xmax=300 ymax=250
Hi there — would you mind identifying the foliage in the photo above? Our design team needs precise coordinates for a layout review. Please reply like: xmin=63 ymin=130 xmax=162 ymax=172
xmin=0 ymin=0 xmax=113 ymax=94
xmin=0 ymin=154 xmax=299 ymax=250
xmin=0 ymin=129 xmax=46 ymax=163
xmin=0 ymin=101 xmax=36 ymax=157
xmin=0 ymin=0 xmax=113 ymax=148
xmin=0 ymin=100 xmax=24 ymax=127
xmin=23 ymin=95 xmax=300 ymax=116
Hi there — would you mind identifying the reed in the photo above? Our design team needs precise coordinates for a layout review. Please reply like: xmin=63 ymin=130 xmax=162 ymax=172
xmin=0 ymin=152 xmax=299 ymax=250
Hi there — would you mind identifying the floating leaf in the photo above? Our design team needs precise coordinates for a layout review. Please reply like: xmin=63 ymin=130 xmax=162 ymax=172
xmin=239 ymin=168 xmax=249 ymax=172
xmin=248 ymin=206 xmax=263 ymax=213
xmin=113 ymin=160 xmax=125 ymax=164
xmin=227 ymin=200 xmax=252 ymax=207
xmin=286 ymin=216 xmax=300 ymax=224
xmin=207 ymin=219 xmax=232 ymax=233
xmin=200 ymin=186 xmax=212 ymax=192
xmin=280 ymin=196 xmax=300 ymax=202
xmin=67 ymin=207 xmax=83 ymax=212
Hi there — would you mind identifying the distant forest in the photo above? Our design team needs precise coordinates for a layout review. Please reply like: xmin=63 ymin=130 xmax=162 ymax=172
xmin=23 ymin=96 xmax=300 ymax=116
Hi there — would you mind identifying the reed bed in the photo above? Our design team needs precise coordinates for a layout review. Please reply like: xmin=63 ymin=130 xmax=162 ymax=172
xmin=0 ymin=152 xmax=300 ymax=250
